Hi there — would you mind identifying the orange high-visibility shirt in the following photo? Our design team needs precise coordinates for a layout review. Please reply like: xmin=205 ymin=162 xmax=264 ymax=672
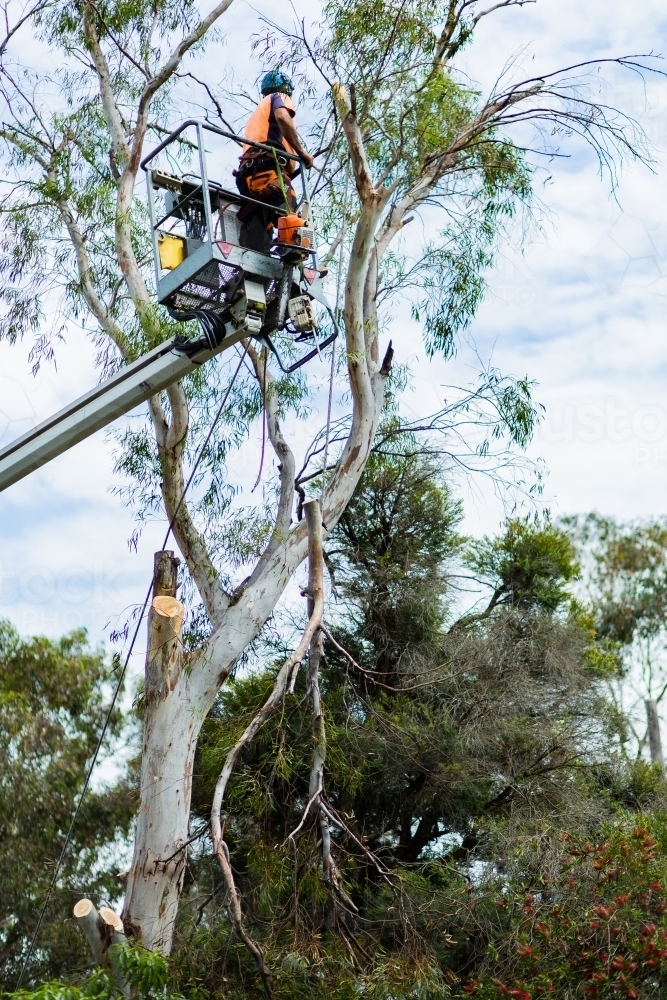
xmin=242 ymin=93 xmax=296 ymax=158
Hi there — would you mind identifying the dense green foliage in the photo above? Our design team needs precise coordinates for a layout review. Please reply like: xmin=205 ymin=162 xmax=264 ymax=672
xmin=565 ymin=514 xmax=667 ymax=753
xmin=566 ymin=515 xmax=667 ymax=646
xmin=10 ymin=945 xmax=171 ymax=1000
xmin=151 ymin=451 xmax=640 ymax=999
xmin=0 ymin=624 xmax=134 ymax=990
xmin=464 ymin=516 xmax=580 ymax=617
xmin=468 ymin=817 xmax=667 ymax=999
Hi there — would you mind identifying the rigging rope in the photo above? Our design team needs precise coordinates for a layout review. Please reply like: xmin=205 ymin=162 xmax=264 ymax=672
xmin=16 ymin=342 xmax=249 ymax=990
xmin=251 ymin=347 xmax=268 ymax=492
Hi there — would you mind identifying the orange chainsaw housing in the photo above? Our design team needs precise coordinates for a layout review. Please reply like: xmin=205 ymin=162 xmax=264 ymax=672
xmin=277 ymin=213 xmax=312 ymax=247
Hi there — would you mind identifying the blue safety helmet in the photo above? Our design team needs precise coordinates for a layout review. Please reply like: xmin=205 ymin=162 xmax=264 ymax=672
xmin=260 ymin=69 xmax=294 ymax=97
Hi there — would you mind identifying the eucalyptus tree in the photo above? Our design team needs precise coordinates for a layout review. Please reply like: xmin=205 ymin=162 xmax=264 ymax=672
xmin=0 ymin=0 xmax=656 ymax=968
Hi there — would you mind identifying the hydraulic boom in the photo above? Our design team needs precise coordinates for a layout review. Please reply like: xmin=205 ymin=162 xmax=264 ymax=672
xmin=0 ymin=329 xmax=245 ymax=494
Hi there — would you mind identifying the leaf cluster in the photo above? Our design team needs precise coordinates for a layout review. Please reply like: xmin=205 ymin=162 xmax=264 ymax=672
xmin=465 ymin=816 xmax=667 ymax=999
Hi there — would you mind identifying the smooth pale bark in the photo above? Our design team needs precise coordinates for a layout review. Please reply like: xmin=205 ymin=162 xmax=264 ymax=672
xmin=122 ymin=681 xmax=195 ymax=951
xmin=121 ymin=343 xmax=388 ymax=958
xmin=646 ymin=699 xmax=664 ymax=766
xmin=122 ymin=552 xmax=189 ymax=951
xmin=122 ymin=548 xmax=311 ymax=952
xmin=73 ymin=899 xmax=105 ymax=966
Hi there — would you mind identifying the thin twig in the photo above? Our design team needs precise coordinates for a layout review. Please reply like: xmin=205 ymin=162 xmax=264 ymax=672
xmin=322 ymin=625 xmax=457 ymax=692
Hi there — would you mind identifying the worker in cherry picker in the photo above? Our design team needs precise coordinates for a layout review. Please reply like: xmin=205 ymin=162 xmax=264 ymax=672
xmin=234 ymin=70 xmax=314 ymax=254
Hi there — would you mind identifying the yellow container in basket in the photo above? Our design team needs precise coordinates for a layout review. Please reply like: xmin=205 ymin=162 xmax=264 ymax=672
xmin=158 ymin=233 xmax=185 ymax=270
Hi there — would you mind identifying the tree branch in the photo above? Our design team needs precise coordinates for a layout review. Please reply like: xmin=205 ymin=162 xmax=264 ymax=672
xmin=210 ymin=500 xmax=325 ymax=990
xmin=82 ymin=4 xmax=129 ymax=161
xmin=156 ymin=382 xmax=229 ymax=626
xmin=55 ymin=193 xmax=132 ymax=357
xmin=243 ymin=341 xmax=296 ymax=588
xmin=332 ymin=83 xmax=374 ymax=203
xmin=131 ymin=0 xmax=237 ymax=171
xmin=0 ymin=0 xmax=51 ymax=60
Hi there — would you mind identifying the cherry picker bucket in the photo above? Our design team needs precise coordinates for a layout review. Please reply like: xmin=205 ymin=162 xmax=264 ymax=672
xmin=141 ymin=120 xmax=338 ymax=371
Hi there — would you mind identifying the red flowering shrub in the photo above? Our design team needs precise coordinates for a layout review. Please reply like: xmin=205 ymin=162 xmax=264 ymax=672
xmin=462 ymin=818 xmax=667 ymax=999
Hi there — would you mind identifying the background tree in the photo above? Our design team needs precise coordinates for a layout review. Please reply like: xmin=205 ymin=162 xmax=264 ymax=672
xmin=0 ymin=0 xmax=658 ymax=970
xmin=566 ymin=515 xmax=667 ymax=763
xmin=0 ymin=621 xmax=133 ymax=990
xmin=5 ymin=473 xmax=667 ymax=1000
xmin=154 ymin=448 xmax=629 ymax=999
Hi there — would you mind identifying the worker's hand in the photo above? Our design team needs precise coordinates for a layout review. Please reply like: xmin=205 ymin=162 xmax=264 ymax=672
xmin=301 ymin=152 xmax=315 ymax=170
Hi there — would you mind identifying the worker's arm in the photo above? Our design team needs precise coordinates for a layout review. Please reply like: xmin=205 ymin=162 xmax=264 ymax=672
xmin=275 ymin=107 xmax=314 ymax=169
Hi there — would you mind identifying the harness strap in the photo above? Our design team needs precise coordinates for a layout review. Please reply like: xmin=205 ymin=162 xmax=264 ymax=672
xmin=271 ymin=146 xmax=292 ymax=213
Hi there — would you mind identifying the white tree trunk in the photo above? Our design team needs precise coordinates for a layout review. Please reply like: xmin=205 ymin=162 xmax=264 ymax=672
xmin=122 ymin=90 xmax=391 ymax=957
xmin=122 ymin=551 xmax=191 ymax=952
xmin=122 ymin=680 xmax=197 ymax=951
xmin=121 ymin=549 xmax=292 ymax=951
xmin=646 ymin=699 xmax=664 ymax=766
xmin=121 ymin=361 xmax=388 ymax=953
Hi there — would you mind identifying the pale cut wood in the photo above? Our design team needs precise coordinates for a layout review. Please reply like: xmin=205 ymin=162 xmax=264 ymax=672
xmin=152 ymin=595 xmax=184 ymax=629
xmin=145 ymin=595 xmax=184 ymax=702
xmin=73 ymin=898 xmax=104 ymax=966
xmin=73 ymin=898 xmax=95 ymax=918
xmin=73 ymin=901 xmax=125 ymax=958
xmin=99 ymin=906 xmax=125 ymax=933
xmin=100 ymin=908 xmax=129 ymax=997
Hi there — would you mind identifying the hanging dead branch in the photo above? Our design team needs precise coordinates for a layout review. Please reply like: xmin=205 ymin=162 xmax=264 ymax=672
xmin=210 ymin=499 xmax=325 ymax=990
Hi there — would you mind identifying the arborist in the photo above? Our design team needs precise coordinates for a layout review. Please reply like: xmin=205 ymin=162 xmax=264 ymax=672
xmin=234 ymin=70 xmax=314 ymax=253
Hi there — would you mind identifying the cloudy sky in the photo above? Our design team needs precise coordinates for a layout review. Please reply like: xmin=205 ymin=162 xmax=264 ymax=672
xmin=1 ymin=0 xmax=666 ymax=657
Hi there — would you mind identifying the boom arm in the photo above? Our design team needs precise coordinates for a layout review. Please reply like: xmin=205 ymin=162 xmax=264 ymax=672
xmin=0 ymin=329 xmax=246 ymax=494
xmin=0 ymin=120 xmax=336 ymax=496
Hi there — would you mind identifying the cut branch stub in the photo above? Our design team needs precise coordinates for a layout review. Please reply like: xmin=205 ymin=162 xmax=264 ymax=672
xmin=146 ymin=595 xmax=184 ymax=701
xmin=99 ymin=906 xmax=125 ymax=942
xmin=305 ymin=499 xmax=324 ymax=618
xmin=152 ymin=549 xmax=180 ymax=598
xmin=73 ymin=899 xmax=127 ymax=983
xmin=73 ymin=898 xmax=105 ymax=966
